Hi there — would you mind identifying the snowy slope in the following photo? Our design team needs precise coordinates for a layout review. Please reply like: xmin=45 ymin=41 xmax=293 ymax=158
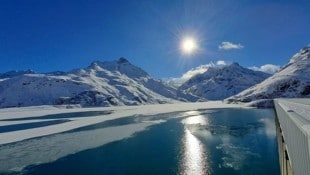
xmin=178 ymin=63 xmax=269 ymax=100
xmin=227 ymin=46 xmax=310 ymax=106
xmin=0 ymin=58 xmax=198 ymax=108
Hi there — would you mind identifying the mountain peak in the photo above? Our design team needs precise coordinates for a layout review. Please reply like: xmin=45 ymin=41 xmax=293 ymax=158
xmin=179 ymin=62 xmax=269 ymax=100
xmin=289 ymin=45 xmax=310 ymax=64
xmin=87 ymin=58 xmax=149 ymax=79
xmin=89 ymin=57 xmax=130 ymax=69
xmin=89 ymin=60 xmax=102 ymax=67
xmin=231 ymin=62 xmax=240 ymax=66
xmin=117 ymin=57 xmax=129 ymax=64
xmin=228 ymin=62 xmax=241 ymax=68
xmin=300 ymin=46 xmax=310 ymax=55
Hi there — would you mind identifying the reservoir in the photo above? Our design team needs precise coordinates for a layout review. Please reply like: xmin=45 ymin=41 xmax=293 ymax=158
xmin=0 ymin=108 xmax=280 ymax=175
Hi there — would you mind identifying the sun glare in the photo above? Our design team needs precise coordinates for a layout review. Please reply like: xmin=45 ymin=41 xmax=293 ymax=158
xmin=181 ymin=37 xmax=198 ymax=55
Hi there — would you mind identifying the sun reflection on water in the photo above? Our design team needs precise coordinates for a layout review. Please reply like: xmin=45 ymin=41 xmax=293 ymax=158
xmin=180 ymin=115 xmax=210 ymax=175
xmin=181 ymin=115 xmax=208 ymax=125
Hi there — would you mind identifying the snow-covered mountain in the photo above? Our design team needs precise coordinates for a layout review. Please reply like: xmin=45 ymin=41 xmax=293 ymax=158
xmin=227 ymin=46 xmax=310 ymax=107
xmin=0 ymin=58 xmax=199 ymax=108
xmin=178 ymin=63 xmax=270 ymax=100
xmin=0 ymin=70 xmax=35 ymax=79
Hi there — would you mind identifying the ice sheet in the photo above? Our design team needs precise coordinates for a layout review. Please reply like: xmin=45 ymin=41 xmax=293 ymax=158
xmin=0 ymin=123 xmax=153 ymax=173
xmin=0 ymin=102 xmax=243 ymax=145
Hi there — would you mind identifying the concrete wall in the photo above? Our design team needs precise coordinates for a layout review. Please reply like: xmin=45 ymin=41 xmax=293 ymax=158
xmin=274 ymin=99 xmax=310 ymax=175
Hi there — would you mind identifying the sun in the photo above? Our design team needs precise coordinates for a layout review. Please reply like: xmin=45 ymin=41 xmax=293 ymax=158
xmin=181 ymin=37 xmax=198 ymax=55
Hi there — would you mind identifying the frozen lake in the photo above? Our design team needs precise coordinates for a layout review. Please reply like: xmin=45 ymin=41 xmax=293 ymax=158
xmin=0 ymin=105 xmax=280 ymax=175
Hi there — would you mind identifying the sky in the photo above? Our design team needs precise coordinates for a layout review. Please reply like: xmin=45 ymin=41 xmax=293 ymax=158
xmin=0 ymin=0 xmax=309 ymax=78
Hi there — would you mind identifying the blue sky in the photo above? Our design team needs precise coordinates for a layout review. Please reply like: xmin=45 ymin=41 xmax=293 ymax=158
xmin=0 ymin=0 xmax=309 ymax=78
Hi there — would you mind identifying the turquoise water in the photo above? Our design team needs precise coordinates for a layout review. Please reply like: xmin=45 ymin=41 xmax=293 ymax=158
xmin=0 ymin=108 xmax=280 ymax=175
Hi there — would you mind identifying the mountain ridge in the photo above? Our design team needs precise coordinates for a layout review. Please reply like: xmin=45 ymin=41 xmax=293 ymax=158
xmin=0 ymin=58 xmax=200 ymax=108
xmin=178 ymin=62 xmax=270 ymax=100
xmin=1 ymin=45 xmax=309 ymax=109
xmin=227 ymin=46 xmax=310 ymax=107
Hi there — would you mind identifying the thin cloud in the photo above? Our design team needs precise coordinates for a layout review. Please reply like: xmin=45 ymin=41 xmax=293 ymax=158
xmin=180 ymin=60 xmax=228 ymax=81
xmin=219 ymin=41 xmax=244 ymax=50
xmin=249 ymin=64 xmax=280 ymax=74
xmin=216 ymin=60 xmax=227 ymax=66
xmin=165 ymin=60 xmax=229 ymax=87
xmin=181 ymin=64 xmax=211 ymax=81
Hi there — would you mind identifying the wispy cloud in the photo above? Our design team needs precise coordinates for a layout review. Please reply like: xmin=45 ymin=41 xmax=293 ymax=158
xmin=164 ymin=60 xmax=228 ymax=87
xmin=216 ymin=60 xmax=227 ymax=66
xmin=180 ymin=65 xmax=211 ymax=81
xmin=181 ymin=60 xmax=227 ymax=80
xmin=219 ymin=41 xmax=244 ymax=50
xmin=249 ymin=64 xmax=280 ymax=74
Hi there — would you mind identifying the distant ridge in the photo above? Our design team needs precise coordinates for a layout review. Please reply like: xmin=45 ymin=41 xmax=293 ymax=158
xmin=178 ymin=62 xmax=269 ymax=100
xmin=227 ymin=46 xmax=310 ymax=107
